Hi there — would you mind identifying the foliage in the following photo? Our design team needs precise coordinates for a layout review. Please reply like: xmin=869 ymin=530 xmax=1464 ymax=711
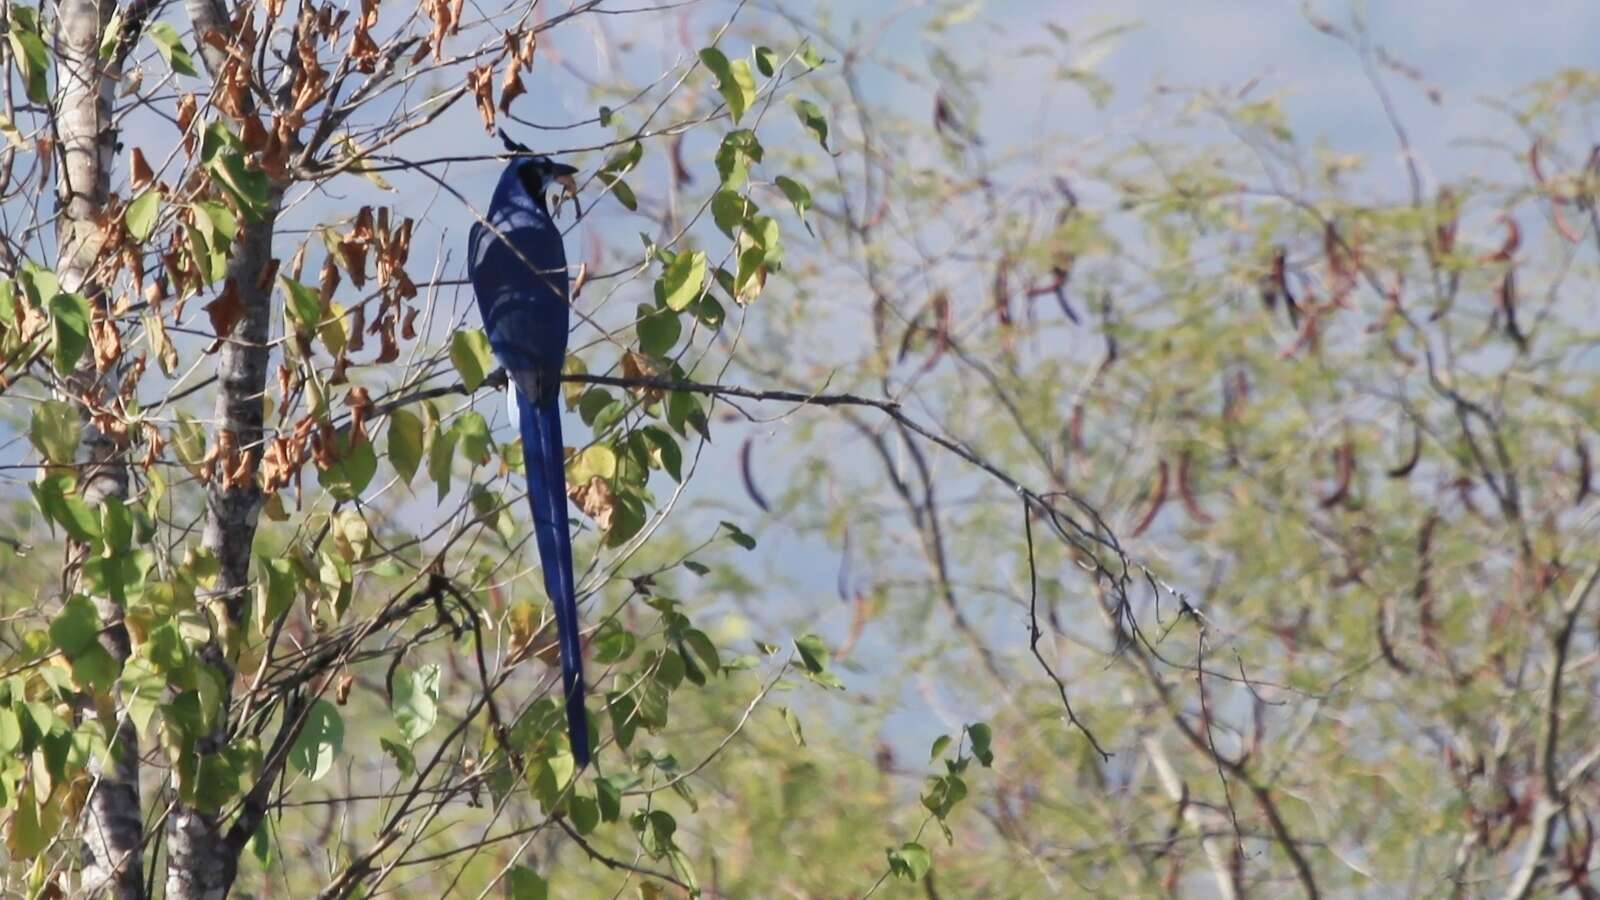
xmin=1 ymin=0 xmax=1599 ymax=897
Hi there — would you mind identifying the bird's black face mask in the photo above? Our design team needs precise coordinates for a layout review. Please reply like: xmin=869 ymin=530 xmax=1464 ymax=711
xmin=502 ymin=130 xmax=579 ymax=215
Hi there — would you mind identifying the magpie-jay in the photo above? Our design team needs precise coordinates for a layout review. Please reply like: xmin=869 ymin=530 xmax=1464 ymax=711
xmin=467 ymin=136 xmax=590 ymax=767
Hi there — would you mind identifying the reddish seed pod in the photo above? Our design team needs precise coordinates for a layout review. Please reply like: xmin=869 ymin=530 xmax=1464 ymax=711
xmin=1131 ymin=459 xmax=1169 ymax=537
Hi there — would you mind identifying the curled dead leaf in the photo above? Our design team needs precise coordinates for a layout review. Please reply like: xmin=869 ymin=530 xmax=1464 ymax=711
xmin=498 ymin=63 xmax=525 ymax=113
xmin=620 ymin=351 xmax=666 ymax=404
xmin=129 ymin=148 xmax=154 ymax=192
xmin=202 ymin=278 xmax=243 ymax=353
xmin=176 ymin=94 xmax=199 ymax=156
xmin=468 ymin=65 xmax=495 ymax=134
xmin=89 ymin=311 xmax=123 ymax=373
xmin=568 ymin=475 xmax=615 ymax=532
xmin=344 ymin=386 xmax=372 ymax=445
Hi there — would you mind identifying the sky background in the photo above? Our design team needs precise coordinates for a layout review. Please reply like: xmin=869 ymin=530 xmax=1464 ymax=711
xmin=12 ymin=0 xmax=1594 ymax=761
xmin=297 ymin=0 xmax=1600 ymax=747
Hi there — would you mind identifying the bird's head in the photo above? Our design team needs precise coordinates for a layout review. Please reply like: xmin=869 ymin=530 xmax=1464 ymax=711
xmin=501 ymin=130 xmax=578 ymax=210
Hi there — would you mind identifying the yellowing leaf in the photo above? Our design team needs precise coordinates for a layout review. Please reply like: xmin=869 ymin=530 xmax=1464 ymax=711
xmin=700 ymin=47 xmax=757 ymax=124
xmin=450 ymin=328 xmax=494 ymax=392
xmin=660 ymin=251 xmax=706 ymax=312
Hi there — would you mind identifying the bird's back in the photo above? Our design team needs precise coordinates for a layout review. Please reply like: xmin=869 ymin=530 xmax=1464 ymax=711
xmin=467 ymin=205 xmax=571 ymax=377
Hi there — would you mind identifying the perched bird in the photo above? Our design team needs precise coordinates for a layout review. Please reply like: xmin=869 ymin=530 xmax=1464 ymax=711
xmin=467 ymin=135 xmax=589 ymax=766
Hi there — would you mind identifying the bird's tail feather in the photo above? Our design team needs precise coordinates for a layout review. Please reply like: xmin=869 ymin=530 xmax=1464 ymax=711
xmin=518 ymin=387 xmax=590 ymax=767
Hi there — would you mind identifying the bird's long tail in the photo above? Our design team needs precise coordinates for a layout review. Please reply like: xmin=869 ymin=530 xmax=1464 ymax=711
xmin=518 ymin=385 xmax=590 ymax=767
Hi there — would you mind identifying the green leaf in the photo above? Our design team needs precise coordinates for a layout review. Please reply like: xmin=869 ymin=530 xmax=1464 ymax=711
xmin=794 ymin=633 xmax=829 ymax=674
xmin=607 ymin=179 xmax=637 ymax=211
xmin=125 ymin=190 xmax=163 ymax=242
xmin=799 ymin=42 xmax=824 ymax=70
xmin=711 ymin=190 xmax=756 ymax=238
xmin=922 ymin=773 xmax=967 ymax=818
xmin=641 ymin=427 xmax=683 ymax=481
xmin=30 ymin=475 xmax=100 ymax=543
xmin=6 ymin=784 xmax=51 ymax=859
xmin=577 ymin=388 xmax=613 ymax=428
xmin=255 ymin=557 xmax=296 ymax=634
xmin=450 ymin=329 xmax=494 ymax=392
xmin=570 ymin=794 xmax=600 ymax=835
xmin=780 ymin=706 xmax=805 ymax=746
xmin=567 ymin=444 xmax=618 ymax=483
xmin=792 ymin=98 xmax=830 ymax=151
xmin=592 ymin=621 xmax=637 ymax=664
xmin=666 ymin=388 xmax=707 ymax=439
xmin=287 ymin=700 xmax=343 ymax=782
xmin=737 ymin=242 xmax=770 ymax=297
xmin=380 ymin=736 xmax=415 ymax=776
xmin=191 ymin=200 xmax=238 ymax=246
xmin=279 ymin=278 xmax=322 ymax=335
xmin=692 ymin=293 xmax=726 ymax=330
xmin=596 ymin=775 xmax=624 ymax=822
xmin=191 ymin=750 xmax=243 ymax=812
xmin=888 ymin=842 xmax=932 ymax=881
xmin=637 ymin=304 xmax=681 ymax=356
xmin=669 ymin=848 xmax=700 ymax=893
xmin=120 ymin=657 xmax=164 ymax=736
xmin=930 ymin=734 xmax=952 ymax=762
xmin=601 ymin=140 xmax=643 ymax=175
xmin=775 ymin=175 xmax=813 ymax=226
xmin=7 ymin=18 xmax=50 ymax=104
xmin=29 ymin=400 xmax=81 ymax=465
xmin=50 ymin=595 xmax=100 ymax=658
xmin=317 ymin=433 xmax=377 ymax=501
xmin=145 ymin=22 xmax=198 ymax=77
xmin=49 ymin=292 xmax=91 ymax=375
xmin=0 ymin=707 xmax=21 ymax=754
xmin=100 ymin=497 xmax=132 ymax=554
xmin=453 ymin=411 xmax=493 ymax=467
xmin=635 ymin=808 xmax=678 ymax=857
xmin=715 ymin=130 xmax=764 ymax=190
xmin=682 ymin=629 xmax=719 ymax=676
xmin=506 ymin=866 xmax=548 ymax=900
xmin=661 ymin=251 xmax=707 ymax=312
xmin=531 ymin=751 xmax=578 ymax=811
xmin=429 ymin=426 xmax=459 ymax=502
xmin=99 ymin=8 xmax=124 ymax=60
xmin=598 ymin=142 xmax=643 ymax=211
xmin=754 ymin=45 xmax=777 ymax=77
xmin=208 ymin=152 xmax=269 ymax=219
xmin=387 ymin=408 xmax=424 ymax=485
xmin=968 ymin=722 xmax=994 ymax=767
xmin=699 ymin=47 xmax=757 ymax=124
xmin=392 ymin=664 xmax=440 ymax=744
xmin=720 ymin=520 xmax=756 ymax=550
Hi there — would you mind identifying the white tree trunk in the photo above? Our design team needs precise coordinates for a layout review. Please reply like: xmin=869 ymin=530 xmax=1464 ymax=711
xmin=55 ymin=0 xmax=143 ymax=895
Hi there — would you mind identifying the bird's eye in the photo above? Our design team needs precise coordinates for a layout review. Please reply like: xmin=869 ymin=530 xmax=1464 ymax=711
xmin=516 ymin=163 xmax=546 ymax=197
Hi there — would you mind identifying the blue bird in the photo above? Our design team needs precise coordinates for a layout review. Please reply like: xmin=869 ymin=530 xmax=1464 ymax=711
xmin=467 ymin=137 xmax=590 ymax=767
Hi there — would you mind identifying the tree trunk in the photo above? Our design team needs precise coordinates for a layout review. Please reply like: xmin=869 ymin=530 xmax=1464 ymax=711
xmin=54 ymin=0 xmax=143 ymax=895
xmin=162 ymin=0 xmax=284 ymax=895
xmin=162 ymin=193 xmax=281 ymax=900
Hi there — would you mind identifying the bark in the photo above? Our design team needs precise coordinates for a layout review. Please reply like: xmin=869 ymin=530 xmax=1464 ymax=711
xmin=54 ymin=0 xmax=144 ymax=895
xmin=163 ymin=193 xmax=280 ymax=900
xmin=162 ymin=0 xmax=285 ymax=895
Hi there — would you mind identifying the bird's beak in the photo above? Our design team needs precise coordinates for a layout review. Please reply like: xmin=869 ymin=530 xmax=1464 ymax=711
xmin=552 ymin=164 xmax=580 ymax=207
xmin=551 ymin=167 xmax=582 ymax=220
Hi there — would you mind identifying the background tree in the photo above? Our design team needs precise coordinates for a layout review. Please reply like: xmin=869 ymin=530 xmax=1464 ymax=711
xmin=3 ymin=0 xmax=1600 ymax=897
